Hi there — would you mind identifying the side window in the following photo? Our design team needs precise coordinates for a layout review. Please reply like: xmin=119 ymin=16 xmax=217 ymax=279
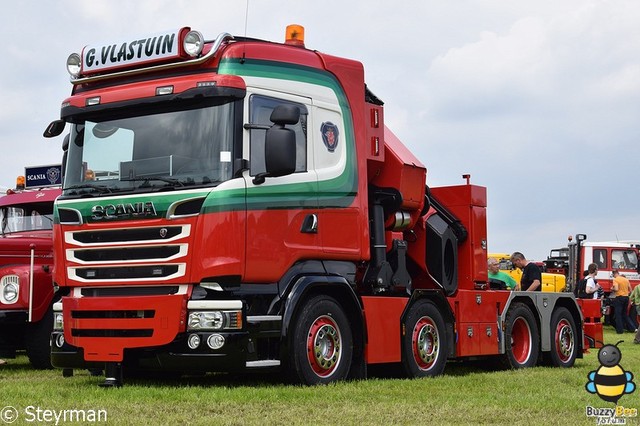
xmin=593 ymin=249 xmax=607 ymax=269
xmin=249 ymin=95 xmax=308 ymax=176
xmin=612 ymin=249 xmax=638 ymax=270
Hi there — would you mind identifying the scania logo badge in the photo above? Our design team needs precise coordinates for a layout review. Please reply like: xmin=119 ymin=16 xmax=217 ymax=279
xmin=159 ymin=228 xmax=168 ymax=238
xmin=91 ymin=201 xmax=157 ymax=221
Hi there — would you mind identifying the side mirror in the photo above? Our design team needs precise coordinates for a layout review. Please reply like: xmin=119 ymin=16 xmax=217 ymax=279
xmin=253 ymin=105 xmax=299 ymax=185
xmin=61 ymin=134 xmax=70 ymax=181
xmin=44 ymin=120 xmax=66 ymax=138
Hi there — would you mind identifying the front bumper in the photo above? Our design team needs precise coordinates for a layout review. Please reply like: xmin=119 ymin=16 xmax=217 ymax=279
xmin=51 ymin=330 xmax=248 ymax=372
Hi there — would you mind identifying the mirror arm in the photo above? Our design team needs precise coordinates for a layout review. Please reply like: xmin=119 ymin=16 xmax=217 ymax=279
xmin=243 ymin=123 xmax=271 ymax=131
xmin=252 ymin=172 xmax=270 ymax=185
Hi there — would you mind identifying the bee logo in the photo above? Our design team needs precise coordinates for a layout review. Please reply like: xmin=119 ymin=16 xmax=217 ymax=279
xmin=586 ymin=341 xmax=636 ymax=404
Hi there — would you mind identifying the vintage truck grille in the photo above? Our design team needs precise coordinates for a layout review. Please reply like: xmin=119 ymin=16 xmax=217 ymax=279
xmin=64 ymin=225 xmax=190 ymax=283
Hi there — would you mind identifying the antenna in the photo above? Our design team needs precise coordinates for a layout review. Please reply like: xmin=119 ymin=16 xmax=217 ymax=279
xmin=241 ymin=0 xmax=249 ymax=63
xmin=244 ymin=0 xmax=250 ymax=38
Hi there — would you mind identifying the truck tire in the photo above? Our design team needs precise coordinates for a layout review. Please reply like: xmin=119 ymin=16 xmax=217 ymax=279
xmin=289 ymin=295 xmax=353 ymax=385
xmin=547 ymin=307 xmax=577 ymax=368
xmin=25 ymin=305 xmax=54 ymax=369
xmin=502 ymin=303 xmax=539 ymax=369
xmin=402 ymin=299 xmax=448 ymax=377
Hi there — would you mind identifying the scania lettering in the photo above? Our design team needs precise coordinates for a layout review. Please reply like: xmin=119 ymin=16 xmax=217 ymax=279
xmin=45 ymin=25 xmax=602 ymax=386
xmin=90 ymin=202 xmax=157 ymax=220
xmin=0 ymin=168 xmax=61 ymax=369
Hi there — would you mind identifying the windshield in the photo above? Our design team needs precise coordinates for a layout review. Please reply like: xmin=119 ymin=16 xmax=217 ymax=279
xmin=63 ymin=102 xmax=237 ymax=194
xmin=1 ymin=204 xmax=54 ymax=234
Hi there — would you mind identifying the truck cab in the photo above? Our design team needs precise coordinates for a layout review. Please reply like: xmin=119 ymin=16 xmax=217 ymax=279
xmin=0 ymin=169 xmax=61 ymax=368
xmin=567 ymin=234 xmax=639 ymax=295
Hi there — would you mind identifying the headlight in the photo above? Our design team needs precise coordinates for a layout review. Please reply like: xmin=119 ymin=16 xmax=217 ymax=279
xmin=187 ymin=310 xmax=242 ymax=331
xmin=188 ymin=311 xmax=224 ymax=330
xmin=53 ymin=312 xmax=64 ymax=331
xmin=1 ymin=275 xmax=20 ymax=304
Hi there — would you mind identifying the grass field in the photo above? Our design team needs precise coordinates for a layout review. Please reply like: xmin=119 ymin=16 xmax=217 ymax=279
xmin=0 ymin=327 xmax=638 ymax=425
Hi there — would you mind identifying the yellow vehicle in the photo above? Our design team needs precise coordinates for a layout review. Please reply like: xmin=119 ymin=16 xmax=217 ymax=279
xmin=489 ymin=253 xmax=566 ymax=292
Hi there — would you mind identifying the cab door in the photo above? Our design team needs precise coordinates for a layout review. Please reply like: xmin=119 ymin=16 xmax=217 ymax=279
xmin=242 ymin=90 xmax=319 ymax=282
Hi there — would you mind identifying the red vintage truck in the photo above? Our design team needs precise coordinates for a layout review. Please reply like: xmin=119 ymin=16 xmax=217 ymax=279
xmin=0 ymin=167 xmax=61 ymax=368
xmin=44 ymin=25 xmax=602 ymax=386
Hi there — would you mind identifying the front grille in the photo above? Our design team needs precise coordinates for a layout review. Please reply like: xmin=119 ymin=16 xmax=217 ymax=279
xmin=71 ymin=310 xmax=155 ymax=319
xmin=71 ymin=329 xmax=153 ymax=338
xmin=72 ymin=226 xmax=184 ymax=244
xmin=65 ymin=224 xmax=190 ymax=283
xmin=80 ymin=286 xmax=180 ymax=297
xmin=73 ymin=246 xmax=181 ymax=262
xmin=75 ymin=265 xmax=180 ymax=280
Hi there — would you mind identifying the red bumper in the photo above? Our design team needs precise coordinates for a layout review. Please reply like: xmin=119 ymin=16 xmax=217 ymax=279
xmin=62 ymin=294 xmax=187 ymax=362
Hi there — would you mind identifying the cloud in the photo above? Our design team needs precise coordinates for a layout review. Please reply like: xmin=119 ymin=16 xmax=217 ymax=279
xmin=0 ymin=0 xmax=638 ymax=260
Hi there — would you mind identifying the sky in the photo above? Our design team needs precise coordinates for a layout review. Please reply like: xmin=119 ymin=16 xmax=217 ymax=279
xmin=1 ymin=0 xmax=638 ymax=260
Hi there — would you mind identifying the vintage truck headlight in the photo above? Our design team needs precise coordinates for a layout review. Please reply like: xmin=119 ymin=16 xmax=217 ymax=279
xmin=1 ymin=275 xmax=20 ymax=304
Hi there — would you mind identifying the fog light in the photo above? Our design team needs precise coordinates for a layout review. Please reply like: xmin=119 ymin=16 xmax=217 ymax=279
xmin=207 ymin=334 xmax=225 ymax=350
xmin=187 ymin=333 xmax=201 ymax=350
xmin=55 ymin=333 xmax=65 ymax=348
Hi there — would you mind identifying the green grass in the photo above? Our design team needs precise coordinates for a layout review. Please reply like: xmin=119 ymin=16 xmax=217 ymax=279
xmin=1 ymin=327 xmax=638 ymax=425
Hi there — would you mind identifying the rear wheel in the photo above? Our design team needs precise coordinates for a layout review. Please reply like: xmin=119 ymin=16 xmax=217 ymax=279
xmin=548 ymin=307 xmax=577 ymax=367
xmin=503 ymin=303 xmax=539 ymax=369
xmin=402 ymin=299 xmax=448 ymax=377
xmin=289 ymin=295 xmax=353 ymax=384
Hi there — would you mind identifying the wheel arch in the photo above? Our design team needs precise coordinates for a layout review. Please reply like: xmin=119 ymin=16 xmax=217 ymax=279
xmin=279 ymin=275 xmax=366 ymax=380
xmin=401 ymin=290 xmax=455 ymax=358
xmin=544 ymin=297 xmax=584 ymax=357
xmin=500 ymin=293 xmax=584 ymax=357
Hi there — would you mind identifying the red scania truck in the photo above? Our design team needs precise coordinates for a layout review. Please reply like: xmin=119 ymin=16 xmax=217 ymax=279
xmin=0 ymin=167 xmax=61 ymax=368
xmin=44 ymin=25 xmax=602 ymax=386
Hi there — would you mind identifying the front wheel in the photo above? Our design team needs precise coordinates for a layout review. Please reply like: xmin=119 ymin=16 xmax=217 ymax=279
xmin=502 ymin=303 xmax=539 ymax=369
xmin=25 ymin=305 xmax=54 ymax=369
xmin=289 ymin=295 xmax=353 ymax=385
xmin=548 ymin=307 xmax=577 ymax=367
xmin=402 ymin=299 xmax=448 ymax=377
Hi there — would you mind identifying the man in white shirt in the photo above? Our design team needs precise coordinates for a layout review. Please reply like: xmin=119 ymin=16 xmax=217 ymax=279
xmin=584 ymin=263 xmax=600 ymax=299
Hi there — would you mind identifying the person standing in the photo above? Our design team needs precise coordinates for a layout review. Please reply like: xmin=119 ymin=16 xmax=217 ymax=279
xmin=611 ymin=270 xmax=636 ymax=334
xmin=628 ymin=282 xmax=640 ymax=344
xmin=487 ymin=257 xmax=518 ymax=290
xmin=627 ymin=282 xmax=639 ymax=331
xmin=584 ymin=263 xmax=601 ymax=299
xmin=510 ymin=252 xmax=541 ymax=291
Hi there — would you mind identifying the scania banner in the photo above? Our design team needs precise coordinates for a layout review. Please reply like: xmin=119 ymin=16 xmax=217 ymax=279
xmin=25 ymin=164 xmax=62 ymax=188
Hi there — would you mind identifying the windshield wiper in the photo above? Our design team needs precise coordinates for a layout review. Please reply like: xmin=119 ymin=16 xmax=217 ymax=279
xmin=121 ymin=177 xmax=185 ymax=187
xmin=65 ymin=183 xmax=114 ymax=193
